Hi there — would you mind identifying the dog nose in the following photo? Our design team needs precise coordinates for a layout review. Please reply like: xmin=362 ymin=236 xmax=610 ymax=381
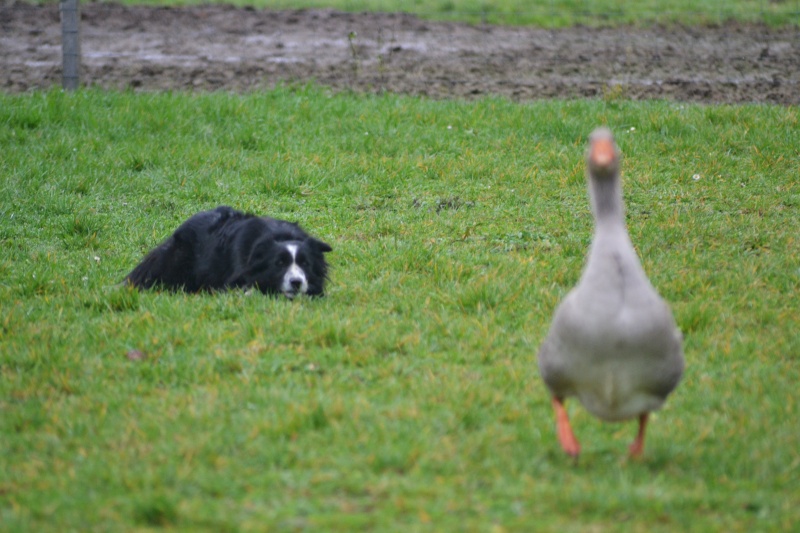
xmin=290 ymin=279 xmax=303 ymax=290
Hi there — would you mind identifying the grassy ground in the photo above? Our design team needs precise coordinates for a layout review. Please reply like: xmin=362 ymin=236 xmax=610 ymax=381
xmin=91 ymin=0 xmax=800 ymax=26
xmin=1 ymin=87 xmax=799 ymax=531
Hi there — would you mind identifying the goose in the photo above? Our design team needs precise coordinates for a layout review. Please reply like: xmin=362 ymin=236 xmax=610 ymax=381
xmin=537 ymin=127 xmax=684 ymax=458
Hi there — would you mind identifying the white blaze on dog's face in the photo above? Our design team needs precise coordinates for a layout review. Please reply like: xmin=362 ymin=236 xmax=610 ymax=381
xmin=281 ymin=243 xmax=309 ymax=298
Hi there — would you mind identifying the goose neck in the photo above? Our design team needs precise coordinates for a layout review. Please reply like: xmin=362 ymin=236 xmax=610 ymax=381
xmin=589 ymin=175 xmax=624 ymax=225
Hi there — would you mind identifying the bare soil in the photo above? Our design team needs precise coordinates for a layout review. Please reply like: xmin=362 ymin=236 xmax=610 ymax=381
xmin=2 ymin=1 xmax=799 ymax=103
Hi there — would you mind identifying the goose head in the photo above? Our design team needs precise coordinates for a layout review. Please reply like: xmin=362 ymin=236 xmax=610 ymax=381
xmin=587 ymin=127 xmax=620 ymax=180
xmin=586 ymin=127 xmax=623 ymax=222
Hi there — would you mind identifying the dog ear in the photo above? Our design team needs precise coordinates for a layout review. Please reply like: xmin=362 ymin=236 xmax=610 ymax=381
xmin=246 ymin=239 xmax=272 ymax=266
xmin=247 ymin=248 xmax=267 ymax=265
xmin=312 ymin=238 xmax=332 ymax=253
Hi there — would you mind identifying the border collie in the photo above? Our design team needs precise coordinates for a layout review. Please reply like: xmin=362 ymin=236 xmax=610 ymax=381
xmin=125 ymin=206 xmax=332 ymax=298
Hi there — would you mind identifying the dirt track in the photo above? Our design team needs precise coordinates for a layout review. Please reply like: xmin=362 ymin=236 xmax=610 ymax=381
xmin=2 ymin=2 xmax=799 ymax=103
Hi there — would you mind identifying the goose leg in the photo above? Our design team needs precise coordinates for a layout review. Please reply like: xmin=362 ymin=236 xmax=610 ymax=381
xmin=628 ymin=413 xmax=649 ymax=458
xmin=552 ymin=397 xmax=581 ymax=457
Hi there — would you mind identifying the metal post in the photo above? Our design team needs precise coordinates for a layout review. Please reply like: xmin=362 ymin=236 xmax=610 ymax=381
xmin=60 ymin=0 xmax=80 ymax=90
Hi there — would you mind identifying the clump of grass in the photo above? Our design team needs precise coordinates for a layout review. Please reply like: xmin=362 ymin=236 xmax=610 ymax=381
xmin=133 ymin=494 xmax=179 ymax=527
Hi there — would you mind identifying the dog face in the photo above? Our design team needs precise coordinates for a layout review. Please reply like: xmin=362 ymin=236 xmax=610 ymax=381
xmin=242 ymin=238 xmax=330 ymax=298
xmin=273 ymin=242 xmax=310 ymax=298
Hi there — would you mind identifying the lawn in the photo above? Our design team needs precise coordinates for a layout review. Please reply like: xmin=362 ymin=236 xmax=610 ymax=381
xmin=1 ymin=87 xmax=799 ymax=531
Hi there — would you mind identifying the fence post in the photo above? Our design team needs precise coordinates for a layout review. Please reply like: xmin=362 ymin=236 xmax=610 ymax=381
xmin=60 ymin=0 xmax=80 ymax=90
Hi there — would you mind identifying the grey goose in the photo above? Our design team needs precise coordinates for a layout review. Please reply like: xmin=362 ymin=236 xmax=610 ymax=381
xmin=537 ymin=127 xmax=684 ymax=458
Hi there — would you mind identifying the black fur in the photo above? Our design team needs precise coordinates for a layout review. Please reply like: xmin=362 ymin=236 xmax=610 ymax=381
xmin=125 ymin=206 xmax=332 ymax=297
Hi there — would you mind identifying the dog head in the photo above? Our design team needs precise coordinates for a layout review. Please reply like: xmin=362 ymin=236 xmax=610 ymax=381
xmin=236 ymin=237 xmax=332 ymax=298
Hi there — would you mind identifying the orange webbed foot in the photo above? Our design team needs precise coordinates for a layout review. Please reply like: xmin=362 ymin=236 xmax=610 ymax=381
xmin=628 ymin=413 xmax=649 ymax=458
xmin=552 ymin=397 xmax=581 ymax=458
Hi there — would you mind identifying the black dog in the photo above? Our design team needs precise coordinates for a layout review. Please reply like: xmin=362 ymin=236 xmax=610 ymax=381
xmin=125 ymin=206 xmax=332 ymax=298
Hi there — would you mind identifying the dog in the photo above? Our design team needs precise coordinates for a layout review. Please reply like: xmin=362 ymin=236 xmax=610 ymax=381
xmin=125 ymin=206 xmax=332 ymax=298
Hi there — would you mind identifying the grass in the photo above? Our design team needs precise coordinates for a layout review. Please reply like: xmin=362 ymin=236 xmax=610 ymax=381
xmin=30 ymin=0 xmax=800 ymax=26
xmin=1 ymin=86 xmax=799 ymax=531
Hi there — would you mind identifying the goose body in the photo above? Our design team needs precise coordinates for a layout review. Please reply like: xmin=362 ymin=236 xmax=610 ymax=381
xmin=537 ymin=128 xmax=684 ymax=457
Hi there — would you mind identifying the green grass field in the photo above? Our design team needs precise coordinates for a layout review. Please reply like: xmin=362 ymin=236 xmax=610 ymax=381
xmin=1 ymin=87 xmax=799 ymax=531
xmin=32 ymin=0 xmax=800 ymax=26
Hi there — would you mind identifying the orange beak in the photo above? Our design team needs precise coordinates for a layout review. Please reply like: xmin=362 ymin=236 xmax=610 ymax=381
xmin=591 ymin=137 xmax=616 ymax=168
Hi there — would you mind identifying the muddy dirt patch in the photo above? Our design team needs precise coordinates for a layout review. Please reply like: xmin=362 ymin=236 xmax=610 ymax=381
xmin=2 ymin=2 xmax=799 ymax=103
